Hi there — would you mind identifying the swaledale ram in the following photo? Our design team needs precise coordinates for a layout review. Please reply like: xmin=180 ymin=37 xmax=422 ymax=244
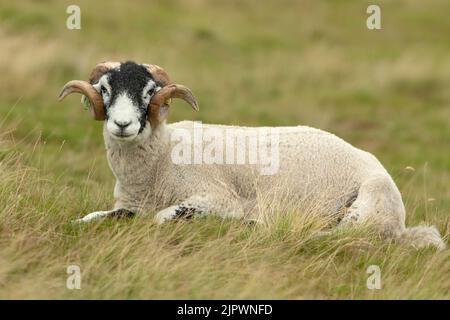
xmin=58 ymin=61 xmax=445 ymax=250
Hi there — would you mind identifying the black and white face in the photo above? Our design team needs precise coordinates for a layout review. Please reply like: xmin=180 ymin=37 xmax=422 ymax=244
xmin=93 ymin=61 xmax=160 ymax=142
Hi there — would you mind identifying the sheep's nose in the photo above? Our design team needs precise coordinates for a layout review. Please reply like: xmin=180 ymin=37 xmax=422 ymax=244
xmin=114 ymin=120 xmax=131 ymax=129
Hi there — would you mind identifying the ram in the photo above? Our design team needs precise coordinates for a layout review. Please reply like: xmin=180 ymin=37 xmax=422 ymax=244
xmin=58 ymin=61 xmax=445 ymax=250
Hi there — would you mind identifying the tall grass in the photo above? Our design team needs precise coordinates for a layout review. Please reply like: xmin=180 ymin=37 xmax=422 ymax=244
xmin=0 ymin=129 xmax=448 ymax=299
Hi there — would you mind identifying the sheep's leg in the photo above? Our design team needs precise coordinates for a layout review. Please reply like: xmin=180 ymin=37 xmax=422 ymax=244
xmin=337 ymin=174 xmax=406 ymax=235
xmin=154 ymin=193 xmax=245 ymax=225
xmin=76 ymin=208 xmax=134 ymax=223
xmin=336 ymin=174 xmax=445 ymax=249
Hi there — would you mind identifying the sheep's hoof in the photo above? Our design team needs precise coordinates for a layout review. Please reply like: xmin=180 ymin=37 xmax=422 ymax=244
xmin=154 ymin=206 xmax=178 ymax=225
xmin=74 ymin=211 xmax=110 ymax=223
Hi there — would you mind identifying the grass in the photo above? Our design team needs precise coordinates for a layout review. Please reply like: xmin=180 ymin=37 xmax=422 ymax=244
xmin=0 ymin=0 xmax=449 ymax=299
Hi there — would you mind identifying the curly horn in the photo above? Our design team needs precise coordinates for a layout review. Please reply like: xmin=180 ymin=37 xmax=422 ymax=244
xmin=143 ymin=64 xmax=171 ymax=87
xmin=58 ymin=80 xmax=105 ymax=120
xmin=58 ymin=61 xmax=120 ymax=121
xmin=89 ymin=61 xmax=120 ymax=84
xmin=149 ymin=84 xmax=199 ymax=123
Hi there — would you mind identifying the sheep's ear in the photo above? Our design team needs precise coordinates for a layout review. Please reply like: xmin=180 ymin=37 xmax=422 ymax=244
xmin=148 ymin=101 xmax=170 ymax=125
xmin=158 ymin=103 xmax=170 ymax=122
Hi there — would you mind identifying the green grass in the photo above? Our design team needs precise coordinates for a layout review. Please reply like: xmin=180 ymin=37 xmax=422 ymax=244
xmin=0 ymin=0 xmax=449 ymax=299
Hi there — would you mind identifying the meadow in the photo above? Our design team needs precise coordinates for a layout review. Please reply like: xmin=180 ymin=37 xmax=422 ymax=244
xmin=0 ymin=0 xmax=449 ymax=299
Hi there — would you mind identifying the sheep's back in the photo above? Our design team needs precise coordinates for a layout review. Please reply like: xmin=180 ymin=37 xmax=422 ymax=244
xmin=168 ymin=121 xmax=388 ymax=214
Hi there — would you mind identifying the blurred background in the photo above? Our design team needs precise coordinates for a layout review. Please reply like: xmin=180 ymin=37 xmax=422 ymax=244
xmin=2 ymin=0 xmax=449 ymax=224
xmin=0 ymin=0 xmax=449 ymax=299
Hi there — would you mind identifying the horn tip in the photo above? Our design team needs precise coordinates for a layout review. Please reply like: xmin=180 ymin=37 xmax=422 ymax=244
xmin=57 ymin=90 xmax=65 ymax=101
xmin=57 ymin=86 xmax=70 ymax=101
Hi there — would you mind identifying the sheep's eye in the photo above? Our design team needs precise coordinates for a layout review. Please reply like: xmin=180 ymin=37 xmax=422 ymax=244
xmin=146 ymin=88 xmax=155 ymax=97
xmin=101 ymin=86 xmax=108 ymax=96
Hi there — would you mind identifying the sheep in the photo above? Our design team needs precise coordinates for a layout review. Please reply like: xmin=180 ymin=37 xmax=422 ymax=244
xmin=58 ymin=60 xmax=446 ymax=250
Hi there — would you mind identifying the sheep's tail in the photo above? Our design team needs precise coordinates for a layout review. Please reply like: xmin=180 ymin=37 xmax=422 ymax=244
xmin=396 ymin=225 xmax=446 ymax=250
